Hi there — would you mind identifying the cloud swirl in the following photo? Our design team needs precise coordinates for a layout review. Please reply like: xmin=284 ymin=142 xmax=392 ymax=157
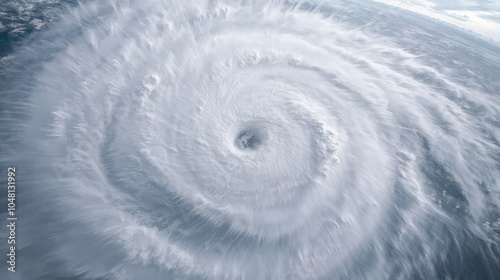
xmin=1 ymin=0 xmax=499 ymax=279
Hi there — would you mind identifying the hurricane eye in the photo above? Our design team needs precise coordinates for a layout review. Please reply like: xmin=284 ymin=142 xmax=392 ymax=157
xmin=234 ymin=129 xmax=261 ymax=150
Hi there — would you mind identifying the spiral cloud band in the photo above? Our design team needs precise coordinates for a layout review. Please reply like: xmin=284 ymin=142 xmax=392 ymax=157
xmin=1 ymin=0 xmax=499 ymax=279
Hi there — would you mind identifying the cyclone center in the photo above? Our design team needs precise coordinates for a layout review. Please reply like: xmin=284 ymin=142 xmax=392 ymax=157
xmin=234 ymin=127 xmax=265 ymax=151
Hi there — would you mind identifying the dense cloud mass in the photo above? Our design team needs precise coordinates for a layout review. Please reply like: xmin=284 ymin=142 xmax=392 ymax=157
xmin=1 ymin=0 xmax=499 ymax=279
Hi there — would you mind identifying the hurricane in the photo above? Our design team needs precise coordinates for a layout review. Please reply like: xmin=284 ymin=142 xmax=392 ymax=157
xmin=1 ymin=0 xmax=499 ymax=279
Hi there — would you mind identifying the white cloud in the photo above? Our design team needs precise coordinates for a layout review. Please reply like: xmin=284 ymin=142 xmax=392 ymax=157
xmin=374 ymin=0 xmax=500 ymax=42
